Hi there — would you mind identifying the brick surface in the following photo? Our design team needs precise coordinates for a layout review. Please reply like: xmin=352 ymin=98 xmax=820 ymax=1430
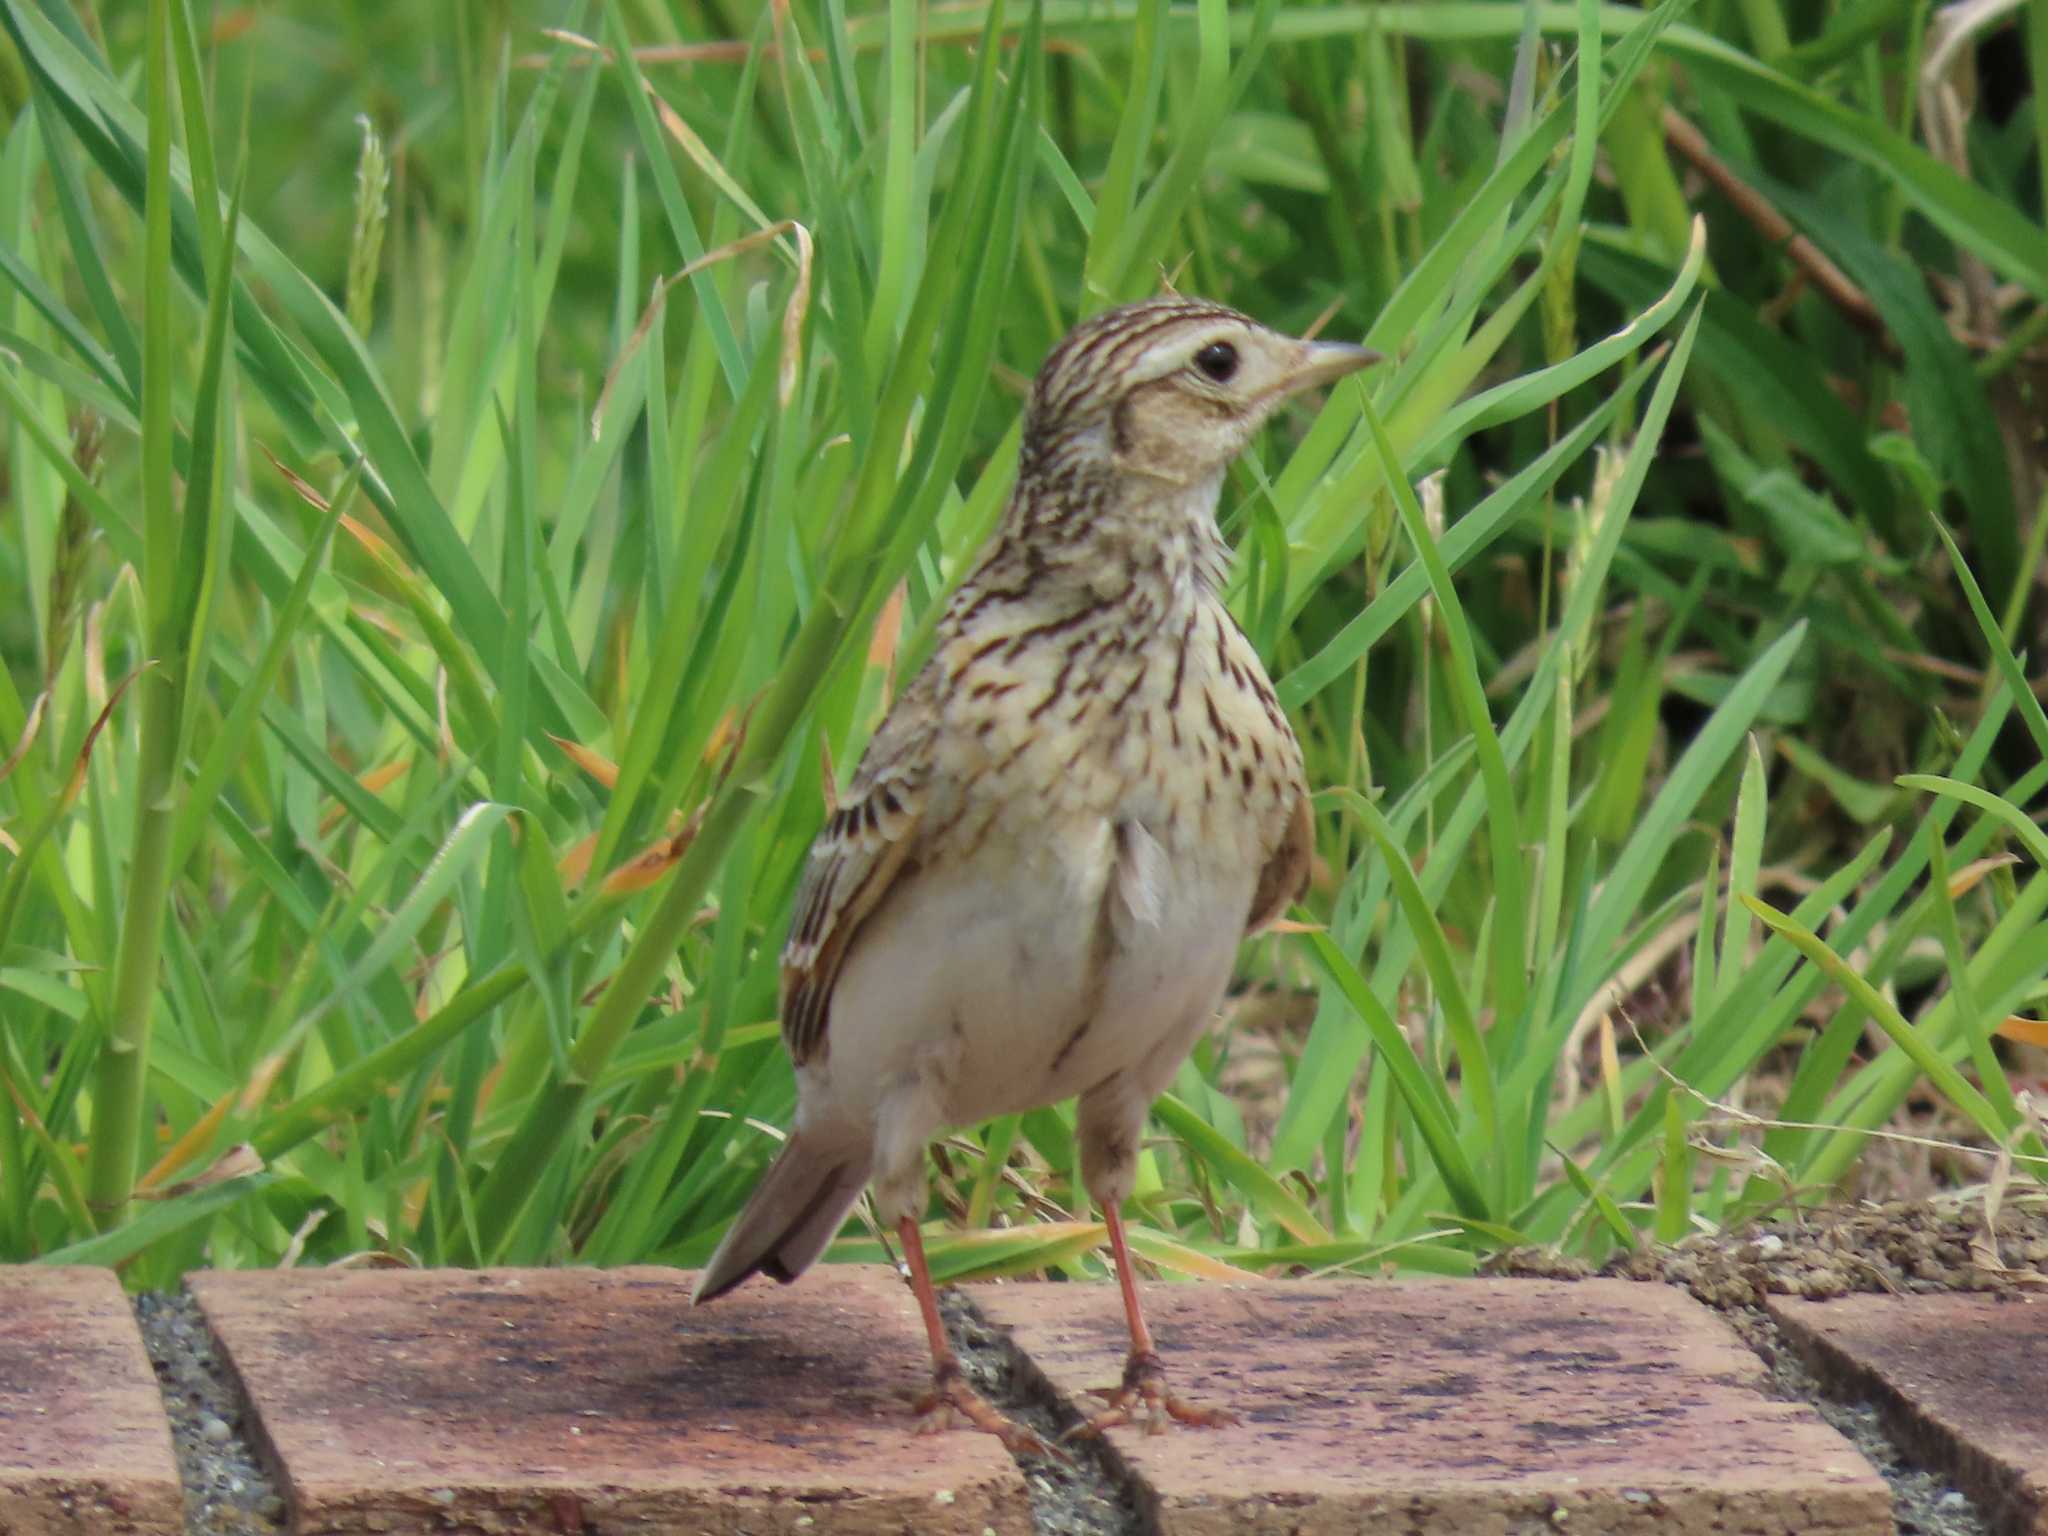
xmin=977 ymin=1275 xmax=1891 ymax=1534
xmin=1772 ymin=1291 xmax=2048 ymax=1534
xmin=0 ymin=1266 xmax=182 ymax=1536
xmin=189 ymin=1264 xmax=1028 ymax=1535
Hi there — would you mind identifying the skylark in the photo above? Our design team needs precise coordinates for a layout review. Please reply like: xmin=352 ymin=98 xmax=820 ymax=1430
xmin=693 ymin=298 xmax=1377 ymax=1452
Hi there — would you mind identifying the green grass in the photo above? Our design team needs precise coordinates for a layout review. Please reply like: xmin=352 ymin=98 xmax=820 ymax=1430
xmin=0 ymin=0 xmax=2043 ymax=1287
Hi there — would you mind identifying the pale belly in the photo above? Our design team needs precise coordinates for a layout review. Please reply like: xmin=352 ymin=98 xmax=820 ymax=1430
xmin=806 ymin=817 xmax=1251 ymax=1138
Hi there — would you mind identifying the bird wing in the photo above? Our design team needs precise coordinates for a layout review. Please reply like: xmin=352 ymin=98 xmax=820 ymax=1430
xmin=1245 ymin=789 xmax=1312 ymax=936
xmin=780 ymin=682 xmax=934 ymax=1067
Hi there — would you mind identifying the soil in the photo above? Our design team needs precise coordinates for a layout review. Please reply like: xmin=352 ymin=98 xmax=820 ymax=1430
xmin=1600 ymin=1192 xmax=2048 ymax=1305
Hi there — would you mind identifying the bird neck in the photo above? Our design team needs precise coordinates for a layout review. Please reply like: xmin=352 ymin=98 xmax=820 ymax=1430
xmin=969 ymin=462 xmax=1232 ymax=623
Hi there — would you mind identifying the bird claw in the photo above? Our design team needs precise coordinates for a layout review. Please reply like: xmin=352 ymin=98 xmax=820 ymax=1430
xmin=1065 ymin=1351 xmax=1240 ymax=1439
xmin=914 ymin=1371 xmax=1067 ymax=1463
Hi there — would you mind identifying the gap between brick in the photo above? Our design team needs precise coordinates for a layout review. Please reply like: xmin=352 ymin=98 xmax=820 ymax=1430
xmin=939 ymin=1286 xmax=1154 ymax=1536
xmin=131 ymin=1288 xmax=288 ymax=1536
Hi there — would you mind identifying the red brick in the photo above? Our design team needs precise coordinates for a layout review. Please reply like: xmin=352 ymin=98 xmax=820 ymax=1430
xmin=1771 ymin=1291 xmax=2048 ymax=1534
xmin=189 ymin=1264 xmax=1029 ymax=1535
xmin=0 ymin=1266 xmax=182 ymax=1536
xmin=977 ymin=1275 xmax=1890 ymax=1534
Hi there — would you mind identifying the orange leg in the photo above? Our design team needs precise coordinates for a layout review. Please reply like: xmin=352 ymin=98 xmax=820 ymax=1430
xmin=1073 ymin=1205 xmax=1241 ymax=1437
xmin=899 ymin=1217 xmax=1054 ymax=1459
xmin=1107 ymin=1201 xmax=1158 ymax=1358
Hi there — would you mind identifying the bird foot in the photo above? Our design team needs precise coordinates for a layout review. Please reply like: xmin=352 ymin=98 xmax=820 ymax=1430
xmin=1068 ymin=1350 xmax=1240 ymax=1438
xmin=914 ymin=1366 xmax=1064 ymax=1462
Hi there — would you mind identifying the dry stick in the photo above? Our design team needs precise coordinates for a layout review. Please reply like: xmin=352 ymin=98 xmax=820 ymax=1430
xmin=1659 ymin=106 xmax=1891 ymax=350
xmin=1618 ymin=1009 xmax=2048 ymax=1177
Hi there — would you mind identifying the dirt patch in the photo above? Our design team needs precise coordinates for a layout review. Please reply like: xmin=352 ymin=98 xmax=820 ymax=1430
xmin=1598 ymin=1194 xmax=2048 ymax=1306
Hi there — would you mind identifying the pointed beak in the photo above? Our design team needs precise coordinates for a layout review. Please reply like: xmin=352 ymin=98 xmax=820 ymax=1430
xmin=1279 ymin=339 xmax=1382 ymax=397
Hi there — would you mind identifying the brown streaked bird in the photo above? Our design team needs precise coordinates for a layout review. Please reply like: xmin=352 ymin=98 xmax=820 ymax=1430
xmin=692 ymin=298 xmax=1377 ymax=1451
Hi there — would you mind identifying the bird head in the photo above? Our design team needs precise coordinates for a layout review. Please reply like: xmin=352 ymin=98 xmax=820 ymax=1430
xmin=1022 ymin=299 xmax=1379 ymax=490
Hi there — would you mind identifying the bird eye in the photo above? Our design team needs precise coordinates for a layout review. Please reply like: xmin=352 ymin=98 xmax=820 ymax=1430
xmin=1192 ymin=341 xmax=1239 ymax=383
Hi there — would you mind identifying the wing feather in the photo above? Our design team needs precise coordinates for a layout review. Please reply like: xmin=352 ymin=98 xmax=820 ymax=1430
xmin=1245 ymin=789 xmax=1312 ymax=936
xmin=780 ymin=687 xmax=933 ymax=1066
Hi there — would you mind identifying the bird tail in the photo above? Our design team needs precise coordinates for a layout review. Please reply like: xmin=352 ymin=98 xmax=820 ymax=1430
xmin=691 ymin=1132 xmax=871 ymax=1304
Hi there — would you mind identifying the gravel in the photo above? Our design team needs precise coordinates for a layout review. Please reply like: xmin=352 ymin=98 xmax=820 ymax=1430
xmin=939 ymin=1286 xmax=1147 ymax=1536
xmin=131 ymin=1290 xmax=286 ymax=1536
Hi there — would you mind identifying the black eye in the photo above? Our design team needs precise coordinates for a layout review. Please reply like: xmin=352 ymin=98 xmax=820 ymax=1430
xmin=1192 ymin=341 xmax=1238 ymax=383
